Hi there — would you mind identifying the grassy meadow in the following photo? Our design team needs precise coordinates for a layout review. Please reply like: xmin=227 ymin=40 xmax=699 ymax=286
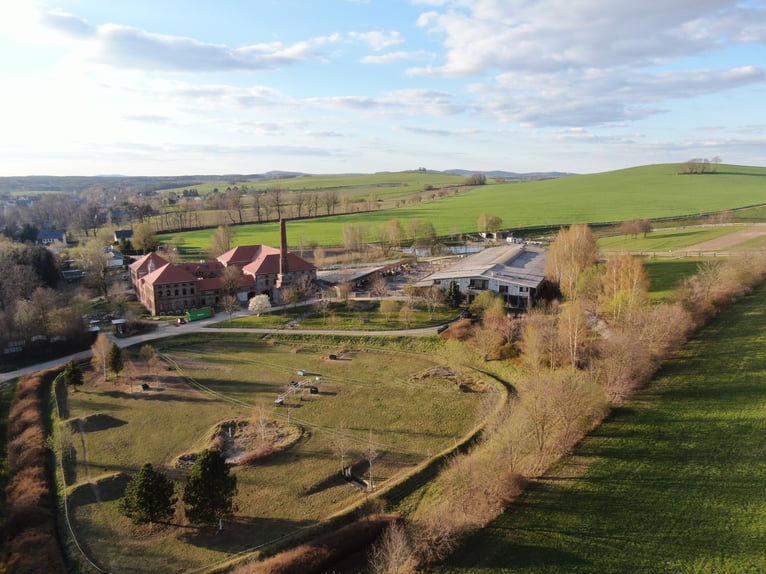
xmin=598 ymin=226 xmax=741 ymax=252
xmin=160 ymin=164 xmax=766 ymax=252
xmin=214 ymin=301 xmax=456 ymax=331
xmin=61 ymin=334 xmax=489 ymax=573
xmin=434 ymin=282 xmax=766 ymax=574
xmin=643 ymin=258 xmax=703 ymax=301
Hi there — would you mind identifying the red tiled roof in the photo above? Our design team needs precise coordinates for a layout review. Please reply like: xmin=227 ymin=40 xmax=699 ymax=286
xmin=197 ymin=277 xmax=222 ymax=291
xmin=142 ymin=263 xmax=196 ymax=285
xmin=218 ymin=245 xmax=272 ymax=266
xmin=242 ymin=252 xmax=315 ymax=276
xmin=129 ymin=252 xmax=169 ymax=273
xmin=178 ymin=261 xmax=224 ymax=276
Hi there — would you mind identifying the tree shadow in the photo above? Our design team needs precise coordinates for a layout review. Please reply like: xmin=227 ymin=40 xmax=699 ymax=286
xmin=178 ymin=516 xmax=315 ymax=553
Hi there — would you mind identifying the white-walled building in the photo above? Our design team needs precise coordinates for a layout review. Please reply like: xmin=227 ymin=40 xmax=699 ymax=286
xmin=417 ymin=244 xmax=547 ymax=308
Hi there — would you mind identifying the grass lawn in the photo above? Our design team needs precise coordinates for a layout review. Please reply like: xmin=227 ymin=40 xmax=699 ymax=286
xmin=214 ymin=302 xmax=456 ymax=331
xmin=61 ymin=334 xmax=489 ymax=573
xmin=434 ymin=283 xmax=766 ymax=573
xmin=598 ymin=226 xmax=742 ymax=252
xmin=644 ymin=258 xmax=704 ymax=302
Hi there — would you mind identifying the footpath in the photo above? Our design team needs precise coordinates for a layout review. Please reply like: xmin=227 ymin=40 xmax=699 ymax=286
xmin=0 ymin=308 xmax=441 ymax=385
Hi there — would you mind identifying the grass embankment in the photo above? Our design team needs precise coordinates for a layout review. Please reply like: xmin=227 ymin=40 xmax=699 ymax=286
xmin=436 ymin=282 xmax=766 ymax=573
xmin=61 ymin=335 xmax=487 ymax=572
xmin=162 ymin=164 xmax=766 ymax=252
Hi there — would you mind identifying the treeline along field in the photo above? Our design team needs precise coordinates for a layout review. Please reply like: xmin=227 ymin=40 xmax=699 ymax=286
xmin=432 ymin=276 xmax=766 ymax=573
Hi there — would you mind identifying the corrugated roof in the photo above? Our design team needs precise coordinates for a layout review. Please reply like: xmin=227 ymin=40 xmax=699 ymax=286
xmin=418 ymin=244 xmax=547 ymax=288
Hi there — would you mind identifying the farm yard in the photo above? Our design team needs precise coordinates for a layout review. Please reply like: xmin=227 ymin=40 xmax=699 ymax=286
xmin=58 ymin=334 xmax=493 ymax=573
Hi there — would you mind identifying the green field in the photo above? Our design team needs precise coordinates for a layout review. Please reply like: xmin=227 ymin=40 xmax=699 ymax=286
xmin=598 ymin=226 xmax=742 ymax=252
xmin=435 ymin=283 xmax=766 ymax=573
xmin=161 ymin=164 xmax=766 ymax=252
xmin=164 ymin=171 xmax=466 ymax=201
xmin=644 ymin=258 xmax=703 ymax=301
xmin=62 ymin=334 xmax=489 ymax=572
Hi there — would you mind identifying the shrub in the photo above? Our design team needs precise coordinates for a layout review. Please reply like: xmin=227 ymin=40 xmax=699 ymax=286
xmin=238 ymin=445 xmax=276 ymax=466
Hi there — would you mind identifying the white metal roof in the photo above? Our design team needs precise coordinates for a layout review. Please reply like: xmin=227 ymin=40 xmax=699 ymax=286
xmin=417 ymin=244 xmax=547 ymax=289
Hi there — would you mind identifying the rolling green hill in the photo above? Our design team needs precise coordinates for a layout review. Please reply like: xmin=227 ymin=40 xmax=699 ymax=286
xmin=162 ymin=164 xmax=766 ymax=251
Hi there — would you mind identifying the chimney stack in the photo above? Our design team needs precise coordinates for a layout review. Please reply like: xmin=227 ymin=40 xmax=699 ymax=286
xmin=279 ymin=218 xmax=289 ymax=276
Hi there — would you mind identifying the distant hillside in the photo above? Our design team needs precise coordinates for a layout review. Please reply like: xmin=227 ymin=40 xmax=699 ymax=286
xmin=0 ymin=168 xmax=569 ymax=194
xmin=437 ymin=169 xmax=575 ymax=180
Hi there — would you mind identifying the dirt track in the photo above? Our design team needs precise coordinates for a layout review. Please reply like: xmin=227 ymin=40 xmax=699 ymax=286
xmin=684 ymin=223 xmax=766 ymax=252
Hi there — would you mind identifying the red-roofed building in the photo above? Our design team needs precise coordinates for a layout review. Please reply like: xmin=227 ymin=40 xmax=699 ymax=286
xmin=129 ymin=220 xmax=316 ymax=315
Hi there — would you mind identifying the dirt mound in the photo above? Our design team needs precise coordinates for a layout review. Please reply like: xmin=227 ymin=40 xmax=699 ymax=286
xmin=175 ymin=418 xmax=302 ymax=468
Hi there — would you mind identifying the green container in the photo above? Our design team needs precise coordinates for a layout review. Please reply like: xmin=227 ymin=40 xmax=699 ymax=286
xmin=185 ymin=307 xmax=213 ymax=322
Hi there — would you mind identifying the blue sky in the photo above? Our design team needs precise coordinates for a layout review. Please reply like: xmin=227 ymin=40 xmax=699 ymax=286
xmin=1 ymin=0 xmax=765 ymax=176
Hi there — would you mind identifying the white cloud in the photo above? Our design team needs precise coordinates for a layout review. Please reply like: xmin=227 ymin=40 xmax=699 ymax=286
xmin=37 ymin=11 xmax=339 ymax=72
xmin=361 ymin=50 xmax=431 ymax=64
xmin=350 ymin=30 xmax=404 ymax=50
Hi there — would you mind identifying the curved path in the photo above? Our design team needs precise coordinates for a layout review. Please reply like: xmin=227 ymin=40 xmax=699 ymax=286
xmin=0 ymin=309 xmax=444 ymax=384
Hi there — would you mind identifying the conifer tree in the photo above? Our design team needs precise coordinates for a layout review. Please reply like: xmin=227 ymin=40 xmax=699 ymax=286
xmin=119 ymin=463 xmax=176 ymax=524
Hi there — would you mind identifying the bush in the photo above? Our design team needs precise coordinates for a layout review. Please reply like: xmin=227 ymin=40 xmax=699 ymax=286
xmin=1 ymin=369 xmax=67 ymax=573
xmin=238 ymin=445 xmax=276 ymax=466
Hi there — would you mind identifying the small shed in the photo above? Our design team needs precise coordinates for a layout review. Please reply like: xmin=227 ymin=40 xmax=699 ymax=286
xmin=111 ymin=318 xmax=128 ymax=336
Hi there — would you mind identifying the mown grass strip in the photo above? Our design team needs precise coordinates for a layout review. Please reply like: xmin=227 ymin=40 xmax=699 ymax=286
xmin=435 ymin=282 xmax=766 ymax=573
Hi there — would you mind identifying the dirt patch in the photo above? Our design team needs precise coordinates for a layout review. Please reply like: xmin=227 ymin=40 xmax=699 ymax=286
xmin=684 ymin=224 xmax=766 ymax=251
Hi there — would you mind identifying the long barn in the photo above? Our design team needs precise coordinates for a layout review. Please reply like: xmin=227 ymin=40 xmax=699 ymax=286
xmin=416 ymin=244 xmax=547 ymax=308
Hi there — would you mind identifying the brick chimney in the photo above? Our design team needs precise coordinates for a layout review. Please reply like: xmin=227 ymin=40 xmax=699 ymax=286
xmin=279 ymin=218 xmax=289 ymax=276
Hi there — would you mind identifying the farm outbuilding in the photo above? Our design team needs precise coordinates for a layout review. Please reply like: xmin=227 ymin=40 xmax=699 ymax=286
xmin=416 ymin=244 xmax=547 ymax=308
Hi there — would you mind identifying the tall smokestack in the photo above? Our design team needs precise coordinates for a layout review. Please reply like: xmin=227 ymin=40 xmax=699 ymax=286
xmin=279 ymin=218 xmax=289 ymax=276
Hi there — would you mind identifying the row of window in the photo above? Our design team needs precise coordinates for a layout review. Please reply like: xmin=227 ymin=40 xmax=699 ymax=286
xmin=159 ymin=287 xmax=196 ymax=297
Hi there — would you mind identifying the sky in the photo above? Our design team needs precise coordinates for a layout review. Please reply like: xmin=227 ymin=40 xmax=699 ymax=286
xmin=1 ymin=0 xmax=765 ymax=176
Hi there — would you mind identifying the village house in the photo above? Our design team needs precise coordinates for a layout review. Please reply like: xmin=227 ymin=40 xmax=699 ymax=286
xmin=36 ymin=229 xmax=67 ymax=246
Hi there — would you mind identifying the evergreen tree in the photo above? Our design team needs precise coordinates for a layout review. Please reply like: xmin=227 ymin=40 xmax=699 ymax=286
xmin=445 ymin=280 xmax=463 ymax=309
xmin=107 ymin=342 xmax=124 ymax=378
xmin=62 ymin=360 xmax=83 ymax=392
xmin=119 ymin=463 xmax=176 ymax=524
xmin=182 ymin=449 xmax=237 ymax=525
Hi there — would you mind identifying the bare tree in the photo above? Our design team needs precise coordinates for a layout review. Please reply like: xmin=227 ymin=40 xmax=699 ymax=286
xmin=266 ymin=185 xmax=285 ymax=220
xmin=368 ymin=522 xmax=418 ymax=574
xmin=545 ymin=224 xmax=599 ymax=300
xmin=91 ymin=332 xmax=111 ymax=382
xmin=379 ymin=299 xmax=399 ymax=322
xmin=210 ymin=225 xmax=232 ymax=258
xmin=421 ymin=286 xmax=444 ymax=319
xmin=366 ymin=429 xmax=379 ymax=491
xmin=330 ymin=420 xmax=353 ymax=471
xmin=370 ymin=275 xmax=389 ymax=298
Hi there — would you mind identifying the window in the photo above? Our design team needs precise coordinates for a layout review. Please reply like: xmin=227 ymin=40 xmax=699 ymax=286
xmin=469 ymin=279 xmax=488 ymax=290
xmin=498 ymin=285 xmax=508 ymax=294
